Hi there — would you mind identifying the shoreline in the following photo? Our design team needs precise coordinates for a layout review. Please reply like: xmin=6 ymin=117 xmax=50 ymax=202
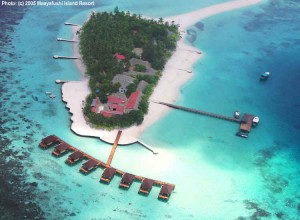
xmin=62 ymin=0 xmax=262 ymax=145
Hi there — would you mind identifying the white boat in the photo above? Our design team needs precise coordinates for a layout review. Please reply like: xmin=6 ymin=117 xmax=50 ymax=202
xmin=234 ymin=110 xmax=240 ymax=119
xmin=45 ymin=91 xmax=52 ymax=95
xmin=236 ymin=131 xmax=248 ymax=138
xmin=260 ymin=71 xmax=270 ymax=80
xmin=252 ymin=116 xmax=260 ymax=126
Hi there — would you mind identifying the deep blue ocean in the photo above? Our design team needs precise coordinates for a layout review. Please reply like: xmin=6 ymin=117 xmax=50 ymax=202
xmin=1 ymin=0 xmax=300 ymax=219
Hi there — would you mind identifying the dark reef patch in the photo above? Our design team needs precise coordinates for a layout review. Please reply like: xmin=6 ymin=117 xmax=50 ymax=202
xmin=186 ymin=28 xmax=197 ymax=44
xmin=194 ymin=21 xmax=204 ymax=31
xmin=0 ymin=6 xmax=47 ymax=220
xmin=243 ymin=200 xmax=271 ymax=219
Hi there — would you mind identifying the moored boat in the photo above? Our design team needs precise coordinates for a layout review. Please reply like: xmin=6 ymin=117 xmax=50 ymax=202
xmin=252 ymin=116 xmax=260 ymax=126
xmin=260 ymin=71 xmax=270 ymax=80
xmin=236 ymin=131 xmax=248 ymax=138
xmin=234 ymin=110 xmax=240 ymax=119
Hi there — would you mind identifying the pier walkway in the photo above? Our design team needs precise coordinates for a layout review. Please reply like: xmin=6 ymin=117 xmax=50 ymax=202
xmin=156 ymin=101 xmax=240 ymax=123
xmin=106 ymin=130 xmax=122 ymax=166
xmin=57 ymin=37 xmax=78 ymax=43
xmin=64 ymin=22 xmax=79 ymax=26
xmin=39 ymin=135 xmax=175 ymax=200
xmin=53 ymin=55 xmax=79 ymax=59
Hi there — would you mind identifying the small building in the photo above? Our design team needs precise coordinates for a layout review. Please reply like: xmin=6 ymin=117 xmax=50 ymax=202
xmin=66 ymin=151 xmax=84 ymax=165
xmin=139 ymin=178 xmax=154 ymax=195
xmin=100 ymin=167 xmax=116 ymax=183
xmin=39 ymin=135 xmax=60 ymax=149
xmin=100 ymin=111 xmax=113 ymax=117
xmin=129 ymin=58 xmax=151 ymax=69
xmin=112 ymin=74 xmax=134 ymax=93
xmin=119 ymin=173 xmax=135 ymax=189
xmin=158 ymin=184 xmax=175 ymax=200
xmin=100 ymin=95 xmax=127 ymax=117
xmin=136 ymin=80 xmax=148 ymax=93
xmin=91 ymin=97 xmax=100 ymax=113
xmin=107 ymin=95 xmax=126 ymax=104
xmin=125 ymin=91 xmax=141 ymax=110
xmin=52 ymin=143 xmax=70 ymax=156
xmin=80 ymin=159 xmax=98 ymax=173
xmin=114 ymin=53 xmax=126 ymax=60
xmin=240 ymin=114 xmax=254 ymax=132
xmin=132 ymin=48 xmax=143 ymax=58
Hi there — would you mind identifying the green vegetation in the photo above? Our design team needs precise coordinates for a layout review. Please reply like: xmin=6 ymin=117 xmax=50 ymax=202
xmin=135 ymin=64 xmax=147 ymax=72
xmin=80 ymin=7 xmax=179 ymax=129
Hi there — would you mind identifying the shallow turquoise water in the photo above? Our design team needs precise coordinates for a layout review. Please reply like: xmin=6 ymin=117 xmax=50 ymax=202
xmin=1 ymin=0 xmax=300 ymax=219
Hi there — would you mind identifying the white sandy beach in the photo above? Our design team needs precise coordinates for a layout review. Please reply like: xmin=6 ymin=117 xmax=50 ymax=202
xmin=62 ymin=0 xmax=262 ymax=146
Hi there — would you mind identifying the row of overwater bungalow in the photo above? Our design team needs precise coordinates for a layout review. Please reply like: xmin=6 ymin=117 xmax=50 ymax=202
xmin=39 ymin=135 xmax=175 ymax=201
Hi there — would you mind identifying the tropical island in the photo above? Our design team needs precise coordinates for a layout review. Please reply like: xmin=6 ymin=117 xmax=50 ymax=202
xmin=80 ymin=8 xmax=179 ymax=129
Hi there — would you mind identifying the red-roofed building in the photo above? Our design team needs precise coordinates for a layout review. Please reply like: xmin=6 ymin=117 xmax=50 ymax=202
xmin=126 ymin=91 xmax=141 ymax=110
xmin=107 ymin=95 xmax=126 ymax=104
xmin=91 ymin=97 xmax=100 ymax=113
xmin=114 ymin=53 xmax=126 ymax=60
xmin=100 ymin=95 xmax=127 ymax=117
xmin=100 ymin=111 xmax=113 ymax=117
xmin=100 ymin=105 xmax=125 ymax=116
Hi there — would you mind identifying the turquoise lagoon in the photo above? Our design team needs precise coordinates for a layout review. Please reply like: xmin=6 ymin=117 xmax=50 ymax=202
xmin=1 ymin=0 xmax=300 ymax=219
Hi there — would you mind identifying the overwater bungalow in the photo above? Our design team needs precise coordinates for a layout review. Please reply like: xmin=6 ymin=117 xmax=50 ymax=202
xmin=39 ymin=135 xmax=60 ymax=148
xmin=139 ymin=178 xmax=154 ymax=195
xmin=66 ymin=151 xmax=84 ymax=165
xmin=119 ymin=173 xmax=135 ymax=189
xmin=80 ymin=159 xmax=98 ymax=173
xmin=158 ymin=184 xmax=175 ymax=201
xmin=100 ymin=167 xmax=116 ymax=183
xmin=52 ymin=143 xmax=70 ymax=156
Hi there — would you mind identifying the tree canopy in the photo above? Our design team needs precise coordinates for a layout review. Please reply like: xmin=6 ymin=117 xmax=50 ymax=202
xmin=80 ymin=8 xmax=179 ymax=129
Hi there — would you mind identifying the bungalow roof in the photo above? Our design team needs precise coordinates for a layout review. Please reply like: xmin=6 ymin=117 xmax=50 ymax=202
xmin=107 ymin=95 xmax=126 ymax=104
xmin=126 ymin=91 xmax=141 ymax=109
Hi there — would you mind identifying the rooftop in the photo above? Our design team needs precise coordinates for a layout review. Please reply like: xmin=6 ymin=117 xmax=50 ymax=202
xmin=114 ymin=53 xmax=126 ymax=60
xmin=107 ymin=95 xmax=126 ymax=104
xmin=126 ymin=91 xmax=141 ymax=110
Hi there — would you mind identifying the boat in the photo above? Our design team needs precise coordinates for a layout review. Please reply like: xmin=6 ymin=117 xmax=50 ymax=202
xmin=260 ymin=71 xmax=270 ymax=80
xmin=49 ymin=94 xmax=56 ymax=99
xmin=234 ymin=110 xmax=240 ymax=119
xmin=252 ymin=116 xmax=260 ymax=126
xmin=45 ymin=91 xmax=52 ymax=95
xmin=236 ymin=131 xmax=248 ymax=138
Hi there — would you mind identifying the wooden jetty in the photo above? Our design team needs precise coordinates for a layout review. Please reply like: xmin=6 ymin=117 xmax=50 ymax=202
xmin=156 ymin=101 xmax=240 ymax=123
xmin=139 ymin=141 xmax=159 ymax=154
xmin=55 ymin=80 xmax=69 ymax=84
xmin=57 ymin=37 xmax=78 ymax=43
xmin=64 ymin=22 xmax=79 ymax=26
xmin=106 ymin=130 xmax=122 ymax=166
xmin=155 ymin=101 xmax=259 ymax=135
xmin=39 ymin=135 xmax=175 ymax=200
xmin=53 ymin=55 xmax=79 ymax=59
